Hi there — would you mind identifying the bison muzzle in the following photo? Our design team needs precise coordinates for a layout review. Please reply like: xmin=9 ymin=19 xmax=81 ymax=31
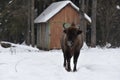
xmin=61 ymin=23 xmax=83 ymax=72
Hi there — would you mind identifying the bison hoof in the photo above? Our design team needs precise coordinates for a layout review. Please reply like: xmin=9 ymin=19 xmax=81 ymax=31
xmin=65 ymin=68 xmax=71 ymax=72
xmin=73 ymin=68 xmax=77 ymax=72
xmin=73 ymin=69 xmax=77 ymax=72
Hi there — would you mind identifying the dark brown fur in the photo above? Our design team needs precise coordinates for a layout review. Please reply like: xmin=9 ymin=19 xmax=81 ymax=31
xmin=61 ymin=23 xmax=83 ymax=72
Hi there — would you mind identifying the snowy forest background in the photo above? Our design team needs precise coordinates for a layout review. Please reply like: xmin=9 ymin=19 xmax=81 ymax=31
xmin=0 ymin=1 xmax=120 ymax=80
xmin=0 ymin=0 xmax=120 ymax=47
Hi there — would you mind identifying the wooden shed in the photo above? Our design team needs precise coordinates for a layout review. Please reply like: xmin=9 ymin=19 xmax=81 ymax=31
xmin=34 ymin=1 xmax=88 ymax=50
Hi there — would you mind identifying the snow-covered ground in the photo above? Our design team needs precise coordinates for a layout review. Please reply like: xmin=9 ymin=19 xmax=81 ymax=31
xmin=0 ymin=42 xmax=120 ymax=80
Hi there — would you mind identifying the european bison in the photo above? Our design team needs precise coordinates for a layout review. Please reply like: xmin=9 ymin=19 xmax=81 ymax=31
xmin=61 ymin=23 xmax=83 ymax=72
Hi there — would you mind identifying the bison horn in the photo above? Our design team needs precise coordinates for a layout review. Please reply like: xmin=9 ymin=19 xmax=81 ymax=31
xmin=63 ymin=23 xmax=66 ymax=29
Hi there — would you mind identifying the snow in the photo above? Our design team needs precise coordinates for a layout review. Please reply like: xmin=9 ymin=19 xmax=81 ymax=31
xmin=5 ymin=20 xmax=8 ymax=22
xmin=8 ymin=0 xmax=13 ymax=4
xmin=116 ymin=5 xmax=120 ymax=10
xmin=84 ymin=13 xmax=92 ymax=23
xmin=34 ymin=0 xmax=79 ymax=23
xmin=34 ymin=0 xmax=91 ymax=24
xmin=0 ymin=42 xmax=120 ymax=80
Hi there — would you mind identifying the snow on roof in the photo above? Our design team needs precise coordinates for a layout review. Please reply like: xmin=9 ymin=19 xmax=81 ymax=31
xmin=84 ymin=13 xmax=92 ymax=23
xmin=34 ymin=0 xmax=78 ymax=23
xmin=8 ymin=0 xmax=13 ymax=4
xmin=34 ymin=0 xmax=91 ymax=23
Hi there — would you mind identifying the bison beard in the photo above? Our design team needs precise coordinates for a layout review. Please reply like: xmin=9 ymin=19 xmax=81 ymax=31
xmin=61 ymin=23 xmax=83 ymax=72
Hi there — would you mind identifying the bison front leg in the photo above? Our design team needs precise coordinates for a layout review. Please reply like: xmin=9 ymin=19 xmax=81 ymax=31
xmin=66 ymin=57 xmax=71 ymax=72
xmin=63 ymin=54 xmax=66 ymax=67
xmin=73 ymin=52 xmax=80 ymax=72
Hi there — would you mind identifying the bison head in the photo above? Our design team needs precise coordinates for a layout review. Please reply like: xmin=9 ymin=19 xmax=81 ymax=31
xmin=63 ymin=23 xmax=82 ymax=47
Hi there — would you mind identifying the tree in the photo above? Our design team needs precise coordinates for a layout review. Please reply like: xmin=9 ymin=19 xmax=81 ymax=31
xmin=31 ymin=0 xmax=35 ymax=46
xmin=26 ymin=0 xmax=31 ymax=45
xmin=79 ymin=0 xmax=87 ymax=41
xmin=91 ymin=0 xmax=97 ymax=47
xmin=0 ymin=0 xmax=28 ymax=43
xmin=26 ymin=0 xmax=35 ymax=46
xmin=96 ymin=0 xmax=120 ymax=47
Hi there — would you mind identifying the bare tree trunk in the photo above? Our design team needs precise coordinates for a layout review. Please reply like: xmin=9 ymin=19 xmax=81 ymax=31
xmin=26 ymin=0 xmax=35 ymax=46
xmin=26 ymin=0 xmax=31 ymax=45
xmin=31 ymin=0 xmax=35 ymax=46
xmin=79 ymin=0 xmax=86 ymax=41
xmin=91 ymin=0 xmax=97 ymax=47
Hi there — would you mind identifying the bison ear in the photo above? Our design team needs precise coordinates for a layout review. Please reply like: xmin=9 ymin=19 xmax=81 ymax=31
xmin=77 ymin=30 xmax=82 ymax=35
xmin=63 ymin=29 xmax=67 ymax=33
